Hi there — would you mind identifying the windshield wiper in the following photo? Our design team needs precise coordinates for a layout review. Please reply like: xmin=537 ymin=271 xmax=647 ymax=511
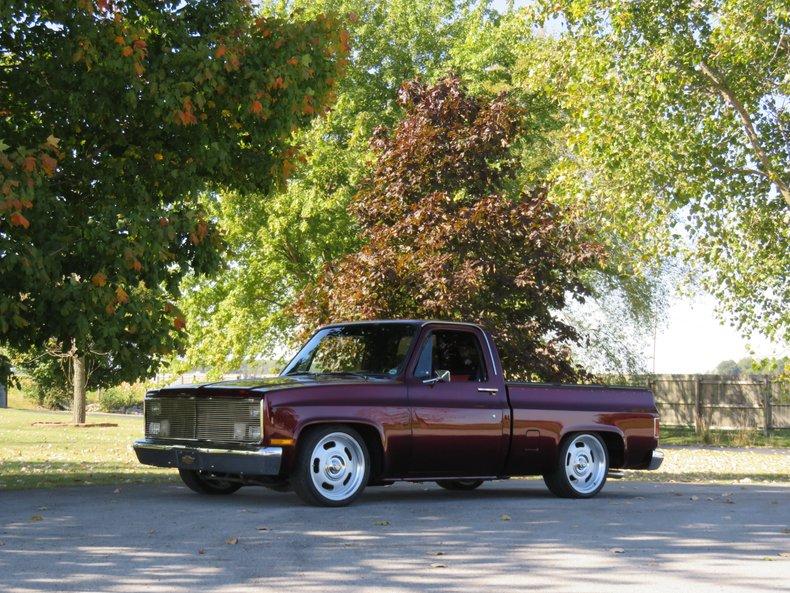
xmin=317 ymin=371 xmax=370 ymax=381
xmin=284 ymin=371 xmax=370 ymax=381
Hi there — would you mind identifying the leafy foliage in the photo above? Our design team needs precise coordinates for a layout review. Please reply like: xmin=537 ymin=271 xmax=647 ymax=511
xmin=293 ymin=78 xmax=605 ymax=381
xmin=178 ymin=1 xmax=539 ymax=372
xmin=523 ymin=0 xmax=789 ymax=342
xmin=713 ymin=356 xmax=788 ymax=377
xmin=0 ymin=1 xmax=346 ymax=391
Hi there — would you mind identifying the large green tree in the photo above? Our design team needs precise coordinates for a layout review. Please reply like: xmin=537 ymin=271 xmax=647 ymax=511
xmin=178 ymin=1 xmax=587 ymax=373
xmin=522 ymin=0 xmax=789 ymax=343
xmin=0 ymin=0 xmax=346 ymax=421
xmin=293 ymin=77 xmax=605 ymax=380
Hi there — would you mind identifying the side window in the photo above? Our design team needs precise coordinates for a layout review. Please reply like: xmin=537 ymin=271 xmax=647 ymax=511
xmin=414 ymin=330 xmax=488 ymax=382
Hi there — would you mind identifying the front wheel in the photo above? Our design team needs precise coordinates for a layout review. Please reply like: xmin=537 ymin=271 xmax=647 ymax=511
xmin=436 ymin=479 xmax=484 ymax=491
xmin=291 ymin=425 xmax=370 ymax=507
xmin=178 ymin=469 xmax=243 ymax=495
xmin=543 ymin=433 xmax=609 ymax=498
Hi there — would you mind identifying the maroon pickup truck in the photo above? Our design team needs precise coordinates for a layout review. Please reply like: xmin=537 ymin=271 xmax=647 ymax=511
xmin=134 ymin=320 xmax=663 ymax=506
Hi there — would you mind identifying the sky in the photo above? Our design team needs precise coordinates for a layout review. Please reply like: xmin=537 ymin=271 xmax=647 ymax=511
xmin=646 ymin=294 xmax=787 ymax=374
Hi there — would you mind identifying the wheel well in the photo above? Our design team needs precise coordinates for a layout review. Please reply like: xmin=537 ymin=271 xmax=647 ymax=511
xmin=298 ymin=422 xmax=385 ymax=481
xmin=598 ymin=431 xmax=625 ymax=468
xmin=560 ymin=430 xmax=625 ymax=469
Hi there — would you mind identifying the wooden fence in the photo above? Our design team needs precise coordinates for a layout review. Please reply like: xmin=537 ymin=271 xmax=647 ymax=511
xmin=623 ymin=374 xmax=789 ymax=433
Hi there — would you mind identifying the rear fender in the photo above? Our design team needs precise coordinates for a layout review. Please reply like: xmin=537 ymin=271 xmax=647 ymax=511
xmin=559 ymin=425 xmax=626 ymax=467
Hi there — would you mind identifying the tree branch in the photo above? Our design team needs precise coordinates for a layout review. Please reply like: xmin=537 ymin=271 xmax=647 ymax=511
xmin=697 ymin=60 xmax=790 ymax=207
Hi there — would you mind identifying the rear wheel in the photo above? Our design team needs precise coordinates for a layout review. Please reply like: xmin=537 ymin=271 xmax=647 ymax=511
xmin=178 ymin=469 xmax=243 ymax=495
xmin=291 ymin=425 xmax=370 ymax=507
xmin=436 ymin=479 xmax=484 ymax=491
xmin=543 ymin=433 xmax=608 ymax=498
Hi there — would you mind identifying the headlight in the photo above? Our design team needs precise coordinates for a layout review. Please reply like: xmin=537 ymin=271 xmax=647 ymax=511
xmin=233 ymin=422 xmax=247 ymax=441
xmin=148 ymin=400 xmax=161 ymax=416
xmin=234 ymin=422 xmax=262 ymax=441
xmin=148 ymin=419 xmax=169 ymax=437
xmin=250 ymin=404 xmax=260 ymax=419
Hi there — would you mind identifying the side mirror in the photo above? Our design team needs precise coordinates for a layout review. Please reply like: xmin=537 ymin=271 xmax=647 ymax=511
xmin=423 ymin=369 xmax=450 ymax=385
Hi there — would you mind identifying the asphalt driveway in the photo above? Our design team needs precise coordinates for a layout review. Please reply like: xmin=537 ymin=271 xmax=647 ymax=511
xmin=1 ymin=479 xmax=788 ymax=593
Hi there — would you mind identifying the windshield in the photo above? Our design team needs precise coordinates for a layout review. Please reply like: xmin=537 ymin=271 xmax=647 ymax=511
xmin=282 ymin=323 xmax=419 ymax=378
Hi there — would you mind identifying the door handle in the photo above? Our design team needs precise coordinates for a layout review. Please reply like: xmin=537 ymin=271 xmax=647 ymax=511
xmin=477 ymin=388 xmax=499 ymax=394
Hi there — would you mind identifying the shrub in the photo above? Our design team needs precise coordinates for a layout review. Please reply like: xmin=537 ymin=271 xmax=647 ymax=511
xmin=14 ymin=355 xmax=72 ymax=410
xmin=94 ymin=383 xmax=147 ymax=413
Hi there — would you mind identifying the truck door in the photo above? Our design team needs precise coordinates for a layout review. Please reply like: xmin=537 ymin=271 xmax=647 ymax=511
xmin=405 ymin=325 xmax=508 ymax=477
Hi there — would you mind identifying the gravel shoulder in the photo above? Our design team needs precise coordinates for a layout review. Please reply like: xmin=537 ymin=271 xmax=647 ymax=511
xmin=624 ymin=445 xmax=790 ymax=483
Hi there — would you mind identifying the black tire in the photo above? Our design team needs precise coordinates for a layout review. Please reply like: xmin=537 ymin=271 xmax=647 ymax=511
xmin=178 ymin=469 xmax=243 ymax=495
xmin=291 ymin=425 xmax=370 ymax=507
xmin=543 ymin=432 xmax=609 ymax=498
xmin=436 ymin=479 xmax=485 ymax=491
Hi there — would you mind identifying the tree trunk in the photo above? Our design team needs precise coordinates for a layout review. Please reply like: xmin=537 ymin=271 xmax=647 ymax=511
xmin=72 ymin=353 xmax=87 ymax=425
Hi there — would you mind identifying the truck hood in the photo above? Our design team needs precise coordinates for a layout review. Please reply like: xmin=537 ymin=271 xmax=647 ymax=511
xmin=154 ymin=375 xmax=386 ymax=397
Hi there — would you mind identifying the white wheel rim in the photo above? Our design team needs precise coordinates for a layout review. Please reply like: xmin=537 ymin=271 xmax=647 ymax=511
xmin=564 ymin=435 xmax=606 ymax=494
xmin=309 ymin=432 xmax=366 ymax=502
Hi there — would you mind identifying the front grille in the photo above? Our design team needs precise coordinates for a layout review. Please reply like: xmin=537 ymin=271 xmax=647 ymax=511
xmin=145 ymin=397 xmax=262 ymax=444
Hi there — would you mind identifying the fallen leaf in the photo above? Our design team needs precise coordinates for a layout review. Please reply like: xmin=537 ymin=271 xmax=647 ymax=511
xmin=374 ymin=520 xmax=390 ymax=526
xmin=226 ymin=537 xmax=238 ymax=545
xmin=198 ymin=548 xmax=205 ymax=555
xmin=610 ymin=547 xmax=625 ymax=554
xmin=113 ymin=488 xmax=121 ymax=494
xmin=256 ymin=526 xmax=269 ymax=531
xmin=430 ymin=563 xmax=447 ymax=569
xmin=30 ymin=515 xmax=43 ymax=522
xmin=433 ymin=551 xmax=445 ymax=556
xmin=500 ymin=514 xmax=511 ymax=521
xmin=37 ymin=506 xmax=48 ymax=511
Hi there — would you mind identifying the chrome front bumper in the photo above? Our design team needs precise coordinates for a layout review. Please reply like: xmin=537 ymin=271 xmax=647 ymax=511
xmin=647 ymin=448 xmax=664 ymax=470
xmin=133 ymin=439 xmax=282 ymax=475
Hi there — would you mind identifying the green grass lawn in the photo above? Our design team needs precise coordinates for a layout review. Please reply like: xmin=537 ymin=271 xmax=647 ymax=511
xmin=0 ymin=407 xmax=175 ymax=490
xmin=661 ymin=426 xmax=790 ymax=447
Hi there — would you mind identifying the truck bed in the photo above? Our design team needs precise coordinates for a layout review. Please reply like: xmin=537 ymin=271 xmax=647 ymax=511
xmin=503 ymin=382 xmax=658 ymax=475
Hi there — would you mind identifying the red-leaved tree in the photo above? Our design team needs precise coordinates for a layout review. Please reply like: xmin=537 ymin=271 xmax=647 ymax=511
xmin=293 ymin=77 xmax=605 ymax=381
